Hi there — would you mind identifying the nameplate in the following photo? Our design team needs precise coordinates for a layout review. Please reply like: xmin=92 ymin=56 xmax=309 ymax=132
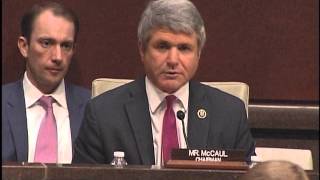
xmin=171 ymin=149 xmax=246 ymax=162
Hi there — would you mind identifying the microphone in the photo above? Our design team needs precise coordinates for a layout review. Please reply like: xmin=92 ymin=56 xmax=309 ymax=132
xmin=177 ymin=110 xmax=189 ymax=148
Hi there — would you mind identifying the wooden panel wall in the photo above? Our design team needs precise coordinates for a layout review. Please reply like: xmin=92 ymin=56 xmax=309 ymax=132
xmin=2 ymin=0 xmax=318 ymax=102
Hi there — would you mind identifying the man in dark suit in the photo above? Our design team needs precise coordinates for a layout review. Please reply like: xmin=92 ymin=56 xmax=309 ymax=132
xmin=73 ymin=0 xmax=255 ymax=166
xmin=2 ymin=1 xmax=90 ymax=164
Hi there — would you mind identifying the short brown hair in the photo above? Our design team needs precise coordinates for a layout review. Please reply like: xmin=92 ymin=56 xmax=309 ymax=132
xmin=20 ymin=1 xmax=79 ymax=43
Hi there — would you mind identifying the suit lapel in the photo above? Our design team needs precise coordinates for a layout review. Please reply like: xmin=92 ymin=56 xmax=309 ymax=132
xmin=125 ymin=79 xmax=155 ymax=165
xmin=187 ymin=81 xmax=210 ymax=148
xmin=65 ymin=84 xmax=85 ymax=143
xmin=6 ymin=81 xmax=29 ymax=161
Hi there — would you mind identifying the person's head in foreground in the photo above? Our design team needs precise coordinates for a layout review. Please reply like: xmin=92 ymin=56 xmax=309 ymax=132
xmin=239 ymin=160 xmax=309 ymax=180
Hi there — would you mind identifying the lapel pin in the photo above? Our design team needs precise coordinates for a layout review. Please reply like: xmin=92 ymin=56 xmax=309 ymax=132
xmin=197 ymin=109 xmax=207 ymax=119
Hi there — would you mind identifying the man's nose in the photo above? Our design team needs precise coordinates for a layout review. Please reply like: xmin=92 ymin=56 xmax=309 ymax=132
xmin=51 ymin=45 xmax=62 ymax=62
xmin=167 ymin=48 xmax=179 ymax=66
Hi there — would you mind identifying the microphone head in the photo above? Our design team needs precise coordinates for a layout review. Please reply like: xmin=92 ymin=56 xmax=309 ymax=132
xmin=177 ymin=110 xmax=185 ymax=120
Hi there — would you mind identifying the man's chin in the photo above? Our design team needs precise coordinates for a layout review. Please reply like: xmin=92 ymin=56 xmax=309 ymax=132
xmin=159 ymin=82 xmax=184 ymax=94
xmin=43 ymin=78 xmax=63 ymax=88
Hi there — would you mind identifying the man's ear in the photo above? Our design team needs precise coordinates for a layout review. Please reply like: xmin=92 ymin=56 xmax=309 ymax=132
xmin=197 ymin=50 xmax=201 ymax=60
xmin=138 ymin=41 xmax=145 ymax=62
xmin=17 ymin=36 xmax=29 ymax=58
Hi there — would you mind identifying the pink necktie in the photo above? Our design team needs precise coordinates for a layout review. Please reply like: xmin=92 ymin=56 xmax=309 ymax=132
xmin=34 ymin=96 xmax=57 ymax=163
xmin=162 ymin=95 xmax=179 ymax=163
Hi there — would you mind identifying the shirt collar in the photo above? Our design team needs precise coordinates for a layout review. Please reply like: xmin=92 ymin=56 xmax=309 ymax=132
xmin=23 ymin=72 xmax=68 ymax=108
xmin=145 ymin=76 xmax=189 ymax=114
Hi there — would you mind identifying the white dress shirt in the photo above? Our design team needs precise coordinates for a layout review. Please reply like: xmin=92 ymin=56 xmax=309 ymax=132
xmin=23 ymin=72 xmax=72 ymax=163
xmin=145 ymin=76 xmax=189 ymax=166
